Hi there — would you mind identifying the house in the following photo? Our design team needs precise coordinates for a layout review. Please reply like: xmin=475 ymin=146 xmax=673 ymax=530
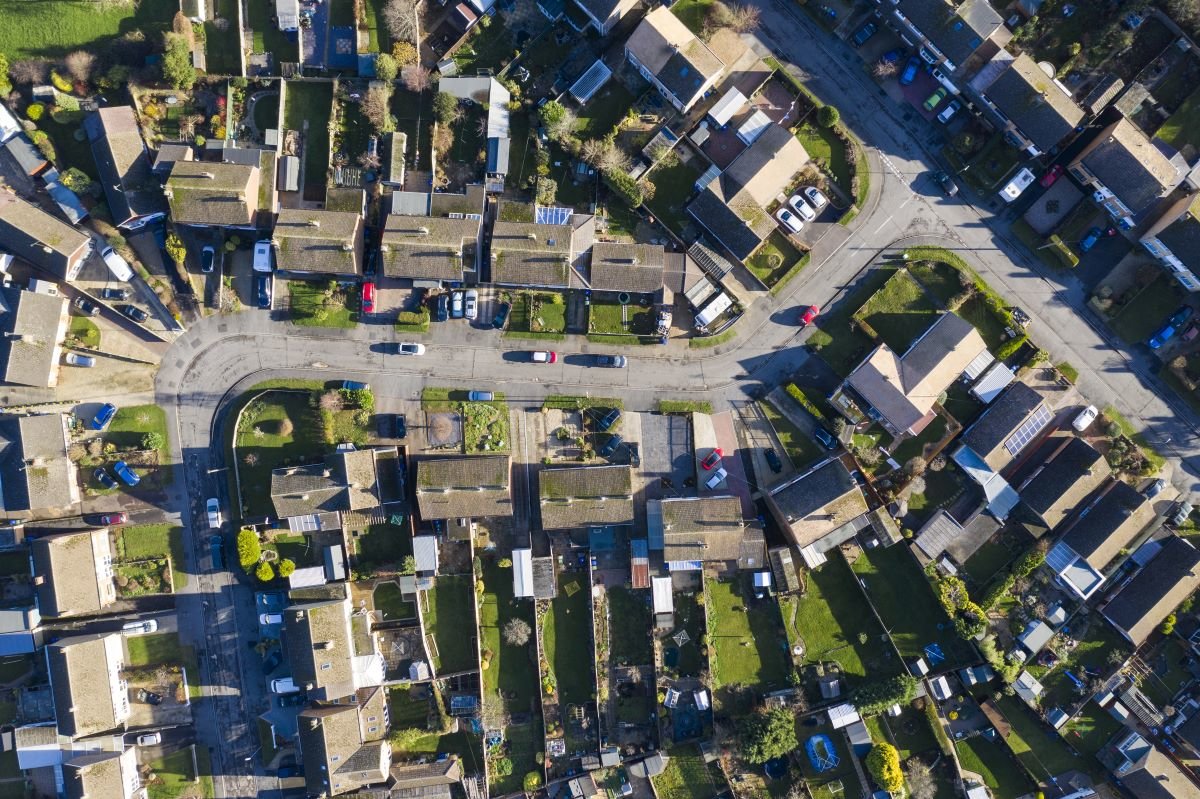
xmin=272 ymin=209 xmax=364 ymax=277
xmin=625 ymin=6 xmax=725 ymax=113
xmin=1047 ymin=479 xmax=1154 ymax=599
xmin=416 ymin=456 xmax=512 ymax=520
xmin=1016 ymin=436 xmax=1110 ymax=533
xmin=764 ymin=459 xmax=870 ymax=568
xmin=380 ymin=215 xmax=480 ymax=285
xmin=652 ymin=496 xmax=764 ymax=570
xmin=1099 ymin=729 xmax=1200 ymax=799
xmin=31 ymin=528 xmax=115 ymax=618
xmin=389 ymin=758 xmax=463 ymax=799
xmin=0 ymin=286 xmax=69 ymax=388
xmin=46 ymin=633 xmax=128 ymax=738
xmin=832 ymin=313 xmax=988 ymax=436
xmin=85 ymin=106 xmax=168 ymax=231
xmin=64 ymin=749 xmax=140 ymax=799
xmin=573 ymin=0 xmax=638 ymax=35
xmin=0 ymin=190 xmax=92 ymax=281
xmin=957 ymin=382 xmax=1050 ymax=472
xmin=1102 ymin=535 xmax=1200 ymax=647
xmin=1140 ymin=192 xmax=1200 ymax=292
xmin=686 ymin=125 xmax=809 ymax=261
xmin=0 ymin=414 xmax=78 ymax=513
xmin=976 ymin=53 xmax=1084 ymax=156
xmin=490 ymin=218 xmax=593 ymax=288
xmin=153 ymin=142 xmax=195 ymax=177
xmin=875 ymin=0 xmax=1010 ymax=80
xmin=270 ymin=448 xmax=396 ymax=523
xmin=297 ymin=688 xmax=391 ymax=796
xmin=1067 ymin=118 xmax=1185 ymax=228
xmin=539 ymin=464 xmax=634 ymax=530
xmin=914 ymin=508 xmax=1001 ymax=566
xmin=285 ymin=596 xmax=385 ymax=700
xmin=588 ymin=242 xmax=666 ymax=295
xmin=165 ymin=160 xmax=262 ymax=228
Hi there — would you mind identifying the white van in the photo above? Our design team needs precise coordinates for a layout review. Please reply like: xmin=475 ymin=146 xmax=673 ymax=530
xmin=999 ymin=168 xmax=1036 ymax=203
xmin=100 ymin=246 xmax=134 ymax=282
xmin=270 ymin=677 xmax=300 ymax=694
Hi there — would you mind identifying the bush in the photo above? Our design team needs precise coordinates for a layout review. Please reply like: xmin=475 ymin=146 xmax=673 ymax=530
xmin=603 ymin=168 xmax=643 ymax=207
xmin=739 ymin=708 xmax=797 ymax=764
xmin=1162 ymin=613 xmax=1177 ymax=635
xmin=817 ymin=105 xmax=840 ymax=127
xmin=25 ymin=103 xmax=44 ymax=121
xmin=256 ymin=560 xmax=275 ymax=582
xmin=375 ymin=53 xmax=399 ymax=82
xmin=433 ymin=92 xmax=458 ymax=125
xmin=493 ymin=758 xmax=513 ymax=777
xmin=995 ymin=334 xmax=1027 ymax=361
xmin=980 ymin=574 xmax=1016 ymax=611
xmin=1013 ymin=548 xmax=1045 ymax=578
xmin=866 ymin=743 xmax=904 ymax=793
xmin=854 ymin=674 xmax=918 ymax=716
xmin=49 ymin=71 xmax=73 ymax=93
xmin=141 ymin=432 xmax=165 ymax=451
xmin=278 ymin=559 xmax=296 ymax=578
xmin=237 ymin=529 xmax=261 ymax=569
xmin=523 ymin=772 xmax=542 ymax=791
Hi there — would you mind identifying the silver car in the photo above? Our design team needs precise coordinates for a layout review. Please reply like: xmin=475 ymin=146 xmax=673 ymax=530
xmin=464 ymin=289 xmax=478 ymax=320
xmin=451 ymin=290 xmax=464 ymax=319
xmin=64 ymin=352 xmax=96 ymax=368
xmin=803 ymin=186 xmax=829 ymax=211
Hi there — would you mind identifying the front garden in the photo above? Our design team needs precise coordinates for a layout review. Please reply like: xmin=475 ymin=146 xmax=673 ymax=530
xmin=505 ymin=292 xmax=566 ymax=340
xmin=288 ymin=279 xmax=359 ymax=328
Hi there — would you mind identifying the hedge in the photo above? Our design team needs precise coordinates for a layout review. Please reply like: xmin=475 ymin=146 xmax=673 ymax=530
xmin=785 ymin=383 xmax=830 ymax=423
xmin=658 ymin=400 xmax=713 ymax=415
xmin=603 ymin=169 xmax=643 ymax=207
xmin=995 ymin=334 xmax=1027 ymax=361
xmin=1046 ymin=234 xmax=1079 ymax=268
xmin=854 ymin=674 xmax=918 ymax=716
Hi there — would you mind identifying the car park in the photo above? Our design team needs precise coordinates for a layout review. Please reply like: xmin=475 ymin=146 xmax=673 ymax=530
xmin=65 ymin=352 xmax=96 ymax=368
xmin=492 ymin=301 xmax=511 ymax=329
xmin=852 ymin=22 xmax=877 ymax=47
xmin=595 ymin=355 xmax=627 ymax=368
xmin=200 ymin=246 xmax=216 ymax=274
xmin=701 ymin=448 xmax=724 ymax=470
xmin=94 ymin=468 xmax=118 ymax=490
xmin=704 ymin=467 xmax=728 ymax=490
xmin=361 ymin=281 xmax=375 ymax=314
xmin=113 ymin=461 xmax=140 ymax=486
xmin=394 ymin=343 xmax=426 ymax=356
xmin=256 ymin=274 xmax=273 ymax=309
xmin=813 ymin=427 xmax=837 ymax=450
xmin=531 ymin=351 xmax=557 ymax=363
xmin=1072 ymin=405 xmax=1098 ymax=432
xmin=120 ymin=304 xmax=149 ymax=323
xmin=464 ymin=289 xmax=478 ymax=320
xmin=900 ymin=56 xmax=921 ymax=85
xmin=932 ymin=171 xmax=959 ymax=197
xmin=936 ymin=99 xmax=961 ymax=124
xmin=788 ymin=194 xmax=817 ymax=222
xmin=101 ymin=287 xmax=129 ymax=301
xmin=73 ymin=296 xmax=99 ymax=316
xmin=1144 ymin=478 xmax=1166 ymax=498
xmin=92 ymin=403 xmax=118 ymax=430
xmin=775 ymin=207 xmax=804 ymax=234
xmin=923 ymin=88 xmax=947 ymax=111
xmin=467 ymin=391 xmax=494 ymax=401
xmin=1039 ymin=165 xmax=1064 ymax=188
xmin=435 ymin=293 xmax=450 ymax=322
xmin=136 ymin=732 xmax=161 ymax=747
xmin=799 ymin=305 xmax=819 ymax=327
xmin=451 ymin=290 xmax=464 ymax=319
xmin=596 ymin=408 xmax=621 ymax=431
xmin=599 ymin=434 xmax=623 ymax=458
xmin=123 ymin=619 xmax=158 ymax=635
xmin=253 ymin=240 xmax=273 ymax=272
xmin=764 ymin=449 xmax=783 ymax=473
xmin=803 ymin=186 xmax=828 ymax=211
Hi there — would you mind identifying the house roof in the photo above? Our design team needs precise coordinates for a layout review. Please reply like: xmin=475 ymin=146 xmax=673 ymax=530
xmin=270 ymin=450 xmax=385 ymax=518
xmin=380 ymin=215 xmax=478 ymax=281
xmin=659 ymin=496 xmax=747 ymax=562
xmin=47 ymin=634 xmax=122 ymax=738
xmin=1103 ymin=535 xmax=1200 ymax=647
xmin=1154 ymin=194 xmax=1200 ymax=273
xmin=723 ymin=125 xmax=809 ymax=207
xmin=64 ymin=750 xmax=130 ymax=799
xmin=298 ymin=702 xmax=390 ymax=796
xmin=984 ymin=54 xmax=1083 ymax=153
xmin=626 ymin=7 xmax=724 ymax=109
xmin=31 ymin=529 xmax=110 ymax=617
xmin=768 ymin=459 xmax=869 ymax=548
xmin=286 ymin=597 xmax=357 ymax=698
xmin=577 ymin=0 xmax=638 ymax=24
xmin=686 ymin=185 xmax=767 ymax=261
xmin=846 ymin=313 xmax=987 ymax=433
xmin=416 ymin=456 xmax=512 ymax=520
xmin=4 ymin=135 xmax=48 ymax=176
xmin=589 ymin=242 xmax=665 ymax=294
xmin=490 ymin=221 xmax=576 ymax=287
xmin=1018 ymin=436 xmax=1110 ymax=530
xmin=85 ymin=106 xmax=166 ymax=226
xmin=153 ymin=143 xmax=194 ymax=175
xmin=389 ymin=759 xmax=463 ymax=788
xmin=0 ymin=287 xmax=65 ymax=388
xmin=166 ymin=160 xmax=260 ymax=227
xmin=0 ymin=414 xmax=73 ymax=513
xmin=896 ymin=0 xmax=1004 ymax=68
xmin=1059 ymin=479 xmax=1153 ymax=570
xmin=0 ymin=189 xmax=90 ymax=269
xmin=539 ymin=465 xmax=634 ymax=529
xmin=1076 ymin=118 xmax=1183 ymax=218
xmin=959 ymin=382 xmax=1046 ymax=466
xmin=274 ymin=209 xmax=364 ymax=276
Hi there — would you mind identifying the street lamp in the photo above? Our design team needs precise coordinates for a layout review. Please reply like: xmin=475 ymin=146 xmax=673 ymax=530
xmin=244 ymin=746 xmax=261 ymax=763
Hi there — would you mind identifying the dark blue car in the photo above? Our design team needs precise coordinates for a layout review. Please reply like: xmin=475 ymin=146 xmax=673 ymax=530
xmin=900 ymin=56 xmax=921 ymax=86
xmin=1079 ymin=227 xmax=1104 ymax=252
xmin=91 ymin=403 xmax=117 ymax=431
xmin=113 ymin=461 xmax=140 ymax=486
xmin=93 ymin=468 xmax=118 ymax=490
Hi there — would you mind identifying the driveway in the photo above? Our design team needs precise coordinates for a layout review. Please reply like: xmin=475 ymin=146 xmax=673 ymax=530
xmin=638 ymin=413 xmax=695 ymax=500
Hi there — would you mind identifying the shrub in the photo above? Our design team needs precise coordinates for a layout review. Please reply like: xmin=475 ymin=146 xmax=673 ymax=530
xmin=817 ymin=105 xmax=840 ymax=127
xmin=49 ymin=71 xmax=73 ymax=93
xmin=255 ymin=560 xmax=275 ymax=582
xmin=854 ymin=674 xmax=918 ymax=716
xmin=141 ymin=432 xmax=165 ymax=451
xmin=995 ymin=334 xmax=1027 ymax=361
xmin=493 ymin=757 xmax=513 ymax=777
xmin=980 ymin=574 xmax=1016 ymax=611
xmin=1162 ymin=613 xmax=1177 ymax=635
xmin=866 ymin=743 xmax=904 ymax=793
xmin=29 ymin=131 xmax=55 ymax=163
xmin=433 ymin=92 xmax=458 ymax=125
xmin=25 ymin=103 xmax=44 ymax=121
xmin=1013 ymin=548 xmax=1045 ymax=578
xmin=603 ymin=168 xmax=643 ymax=207
xmin=375 ymin=53 xmax=399 ymax=82
xmin=739 ymin=708 xmax=797 ymax=764
xmin=237 ymin=529 xmax=261 ymax=569
xmin=278 ymin=559 xmax=296 ymax=578
xmin=523 ymin=772 xmax=542 ymax=791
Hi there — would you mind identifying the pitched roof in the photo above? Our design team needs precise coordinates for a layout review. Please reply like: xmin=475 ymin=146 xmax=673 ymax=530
xmin=166 ymin=160 xmax=260 ymax=227
xmin=846 ymin=313 xmax=987 ymax=433
xmin=286 ymin=598 xmax=356 ymax=699
xmin=659 ymin=496 xmax=747 ymax=562
xmin=64 ymin=750 xmax=131 ymax=799
xmin=274 ymin=209 xmax=364 ymax=276
xmin=31 ymin=529 xmax=111 ymax=617
xmin=389 ymin=759 xmax=463 ymax=788
xmin=0 ymin=287 xmax=66 ymax=387
xmin=1154 ymin=194 xmax=1200 ymax=273
xmin=85 ymin=106 xmax=166 ymax=227
xmin=380 ymin=215 xmax=478 ymax=280
xmin=0 ymin=413 xmax=74 ymax=512
xmin=1059 ymin=480 xmax=1153 ymax=570
xmin=589 ymin=242 xmax=665 ymax=293
xmin=298 ymin=702 xmax=390 ymax=796
xmin=896 ymin=0 xmax=1004 ymax=67
xmin=416 ymin=456 xmax=512 ymax=520
xmin=686 ymin=185 xmax=767 ymax=261
xmin=1103 ymin=536 xmax=1200 ymax=646
xmin=722 ymin=125 xmax=809 ymax=207
xmin=539 ymin=465 xmax=634 ymax=529
xmin=576 ymin=0 xmax=638 ymax=25
xmin=490 ymin=221 xmax=575 ymax=287
xmin=1076 ymin=118 xmax=1183 ymax=218
xmin=153 ymin=143 xmax=194 ymax=175
xmin=0 ymin=189 xmax=91 ymax=270
xmin=1018 ymin=436 xmax=1110 ymax=530
xmin=959 ymin=382 xmax=1046 ymax=467
xmin=984 ymin=54 xmax=1083 ymax=153
xmin=270 ymin=449 xmax=387 ymax=518
xmin=625 ymin=7 xmax=724 ymax=109
xmin=768 ymin=459 xmax=869 ymax=549
xmin=4 ymin=135 xmax=48 ymax=176
xmin=47 ymin=633 xmax=123 ymax=738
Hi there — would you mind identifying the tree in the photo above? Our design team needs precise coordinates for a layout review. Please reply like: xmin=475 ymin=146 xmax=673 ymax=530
xmin=866 ymin=743 xmax=904 ymax=793
xmin=237 ymin=529 xmax=261 ymax=569
xmin=1169 ymin=0 xmax=1200 ymax=26
xmin=64 ymin=50 xmax=98 ymax=85
xmin=873 ymin=59 xmax=898 ymax=79
xmin=503 ymin=617 xmax=532 ymax=647
xmin=433 ymin=91 xmax=459 ymax=125
xmin=904 ymin=760 xmax=936 ymax=799
xmin=581 ymin=138 xmax=630 ymax=173
xmin=854 ymin=674 xmax=918 ymax=716
xmin=375 ymin=53 xmax=399 ymax=83
xmin=362 ymin=86 xmax=394 ymax=133
xmin=724 ymin=3 xmax=761 ymax=32
xmin=392 ymin=41 xmax=418 ymax=66
xmin=402 ymin=66 xmax=432 ymax=93
xmin=0 ymin=53 xmax=11 ymax=96
xmin=141 ymin=432 xmax=165 ymax=451
xmin=535 ymin=177 xmax=557 ymax=206
xmin=401 ymin=555 xmax=416 ymax=575
xmin=1162 ymin=613 xmax=1178 ymax=635
xmin=383 ymin=0 xmax=418 ymax=44
xmin=493 ymin=757 xmax=513 ymax=777
xmin=161 ymin=33 xmax=196 ymax=90
xmin=739 ymin=708 xmax=797 ymax=764
xmin=818 ymin=105 xmax=840 ymax=128
xmin=256 ymin=560 xmax=275 ymax=582
xmin=539 ymin=100 xmax=576 ymax=142
xmin=165 ymin=233 xmax=187 ymax=267
xmin=278 ymin=559 xmax=296 ymax=578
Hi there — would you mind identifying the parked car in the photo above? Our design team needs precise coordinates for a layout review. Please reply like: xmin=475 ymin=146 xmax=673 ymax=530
xmin=932 ymin=170 xmax=959 ymax=196
xmin=271 ymin=677 xmax=301 ymax=695
xmin=259 ymin=613 xmax=282 ymax=626
xmin=880 ymin=48 xmax=903 ymax=63
xmin=1039 ymin=164 xmax=1064 ymax=188
xmin=1184 ymin=324 xmax=1200 ymax=342
xmin=1149 ymin=322 xmax=1178 ymax=349
xmin=788 ymin=194 xmax=817 ymax=222
xmin=1079 ymin=227 xmax=1104 ymax=252
xmin=596 ymin=408 xmax=621 ymax=432
xmin=1171 ymin=501 xmax=1194 ymax=527
xmin=342 ymin=380 xmax=370 ymax=391
xmin=98 ymin=512 xmax=128 ymax=526
xmin=361 ymin=281 xmax=375 ymax=314
xmin=394 ymin=343 xmax=426 ymax=356
xmin=101 ymin=287 xmax=129 ymax=301
xmin=396 ymin=413 xmax=407 ymax=439
xmin=595 ymin=355 xmax=627 ymax=368
xmin=464 ymin=289 xmax=478 ymax=320
xmin=628 ymin=442 xmax=641 ymax=467
xmin=467 ymin=391 xmax=494 ymax=402
xmin=851 ymin=21 xmax=877 ymax=47
xmin=1072 ymin=405 xmax=1098 ymax=432
xmin=136 ymin=732 xmax=161 ymax=747
xmin=923 ymin=87 xmax=947 ymax=111
xmin=775 ymin=207 xmax=804 ymax=234
xmin=65 ymin=352 xmax=96 ymax=367
xmin=100 ymin=246 xmax=133 ymax=281
xmin=113 ymin=461 xmax=140 ymax=486
xmin=850 ymin=470 xmax=866 ymax=486
xmin=701 ymin=448 xmax=724 ymax=470
xmin=451 ymin=290 xmax=464 ymax=319
xmin=123 ymin=619 xmax=158 ymax=635
xmin=999 ymin=168 xmax=1036 ymax=203
xmin=704 ymin=467 xmax=729 ymax=490
xmin=91 ymin=403 xmax=118 ymax=431
xmin=900 ymin=56 xmax=921 ymax=85
xmin=936 ymin=99 xmax=961 ymax=124
xmin=209 ymin=534 xmax=224 ymax=571
xmin=206 ymin=498 xmax=222 ymax=529
xmin=137 ymin=689 xmax=163 ymax=705
xmin=94 ymin=468 xmax=118 ymax=490
xmin=803 ymin=186 xmax=829 ymax=211
xmin=492 ymin=301 xmax=511 ymax=329
xmin=598 ymin=434 xmax=623 ymax=458
xmin=799 ymin=305 xmax=820 ymax=327
xmin=1168 ymin=306 xmax=1195 ymax=329
xmin=531 ymin=351 xmax=557 ymax=363
xmin=253 ymin=240 xmax=273 ymax=272
xmin=120 ymin=304 xmax=148 ymax=323
xmin=256 ymin=274 xmax=273 ymax=310
xmin=764 ymin=449 xmax=783 ymax=473
xmin=200 ymin=245 xmax=216 ymax=274
xmin=1148 ymin=306 xmax=1195 ymax=349
xmin=73 ymin=296 xmax=99 ymax=316
xmin=813 ymin=427 xmax=837 ymax=450
xmin=1144 ymin=478 xmax=1166 ymax=498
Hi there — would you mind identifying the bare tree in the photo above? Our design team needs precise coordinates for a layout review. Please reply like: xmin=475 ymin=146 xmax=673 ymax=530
xmin=401 ymin=65 xmax=432 ymax=94
xmin=64 ymin=51 xmax=98 ymax=84
xmin=358 ymin=152 xmax=382 ymax=170
xmin=503 ymin=618 xmax=531 ymax=647
xmin=873 ymin=59 xmax=898 ymax=79
xmin=361 ymin=87 xmax=392 ymax=133
xmin=319 ymin=391 xmax=344 ymax=411
xmin=904 ymin=761 xmax=936 ymax=799
xmin=580 ymin=138 xmax=630 ymax=173
xmin=383 ymin=0 xmax=418 ymax=45
xmin=725 ymin=3 xmax=761 ymax=33
xmin=8 ymin=59 xmax=49 ymax=86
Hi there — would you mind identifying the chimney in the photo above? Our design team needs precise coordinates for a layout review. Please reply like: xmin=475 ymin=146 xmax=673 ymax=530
xmin=32 ymin=575 xmax=44 ymax=586
xmin=199 ymin=171 xmax=215 ymax=179
xmin=308 ymin=219 xmax=321 ymax=227
xmin=316 ymin=641 xmax=334 ymax=650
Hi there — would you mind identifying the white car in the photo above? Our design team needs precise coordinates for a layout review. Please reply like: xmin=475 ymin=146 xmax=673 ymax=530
xmin=788 ymin=194 xmax=817 ymax=222
xmin=64 ymin=352 xmax=96 ymax=367
xmin=271 ymin=677 xmax=300 ymax=694
xmin=206 ymin=498 xmax=222 ymax=529
xmin=775 ymin=207 xmax=803 ymax=235
xmin=395 ymin=343 xmax=426 ymax=356
xmin=136 ymin=732 xmax=162 ymax=747
xmin=803 ymin=186 xmax=829 ymax=211
xmin=464 ymin=289 xmax=478 ymax=320
xmin=252 ymin=240 xmax=273 ymax=272
xmin=100 ymin=245 xmax=133 ymax=281
xmin=259 ymin=613 xmax=282 ymax=625
xmin=451 ymin=290 xmax=464 ymax=319
xmin=123 ymin=619 xmax=159 ymax=635
xmin=1072 ymin=405 xmax=1098 ymax=432
xmin=704 ymin=467 xmax=728 ymax=490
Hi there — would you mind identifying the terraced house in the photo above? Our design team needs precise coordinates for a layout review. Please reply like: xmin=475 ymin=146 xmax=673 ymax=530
xmin=45 ymin=633 xmax=128 ymax=739
xmin=271 ymin=209 xmax=365 ymax=278
xmin=0 ymin=286 xmax=69 ymax=388
xmin=63 ymin=749 xmax=141 ymax=799
xmin=415 ymin=455 xmax=512 ymax=521
xmin=588 ymin=242 xmax=666 ymax=296
xmin=297 ymin=687 xmax=391 ymax=796
xmin=31 ymin=528 xmax=115 ymax=618
xmin=84 ymin=106 xmax=167 ymax=231
xmin=284 ymin=594 xmax=384 ymax=701
xmin=380 ymin=215 xmax=481 ymax=286
xmin=650 ymin=495 xmax=764 ymax=572
xmin=0 ymin=413 xmax=78 ymax=514
xmin=973 ymin=53 xmax=1084 ymax=156
xmin=1140 ymin=192 xmax=1200 ymax=291
xmin=490 ymin=218 xmax=594 ymax=288
xmin=165 ymin=160 xmax=265 ymax=229
xmin=875 ymin=0 xmax=1009 ymax=83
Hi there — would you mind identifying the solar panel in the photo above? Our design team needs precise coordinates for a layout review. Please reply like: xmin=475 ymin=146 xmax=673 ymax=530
xmin=1004 ymin=404 xmax=1052 ymax=456
xmin=534 ymin=206 xmax=572 ymax=225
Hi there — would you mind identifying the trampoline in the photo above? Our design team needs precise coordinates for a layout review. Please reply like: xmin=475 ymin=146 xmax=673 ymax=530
xmin=763 ymin=757 xmax=788 ymax=779
xmin=805 ymin=735 xmax=839 ymax=772
xmin=924 ymin=643 xmax=946 ymax=666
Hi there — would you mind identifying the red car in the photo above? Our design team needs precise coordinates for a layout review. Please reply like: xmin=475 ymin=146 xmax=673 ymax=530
xmin=799 ymin=305 xmax=820 ymax=327
xmin=361 ymin=281 xmax=376 ymax=314
xmin=700 ymin=448 xmax=724 ymax=470
xmin=100 ymin=513 xmax=128 ymax=526
xmin=1039 ymin=164 xmax=1064 ymax=188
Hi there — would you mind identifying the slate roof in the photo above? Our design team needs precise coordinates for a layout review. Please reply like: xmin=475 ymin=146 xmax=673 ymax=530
xmin=380 ymin=215 xmax=478 ymax=280
xmin=687 ymin=186 xmax=766 ymax=261
xmin=896 ymin=0 xmax=1004 ymax=68
xmin=286 ymin=598 xmax=356 ymax=699
xmin=589 ymin=242 xmax=665 ymax=293
xmin=625 ymin=7 xmax=724 ymax=110
xmin=390 ymin=759 xmax=463 ymax=788
xmin=984 ymin=54 xmax=1083 ymax=153
xmin=723 ymin=125 xmax=809 ymax=208
xmin=47 ymin=633 xmax=122 ymax=738
xmin=959 ymin=382 xmax=1046 ymax=469
xmin=0 ymin=287 xmax=66 ymax=388
xmin=1103 ymin=535 xmax=1200 ymax=646
xmin=274 ymin=209 xmax=364 ymax=276
xmin=1154 ymin=194 xmax=1200 ymax=273
xmin=166 ymin=160 xmax=260 ymax=227
xmin=298 ymin=702 xmax=390 ymax=796
xmin=0 ymin=189 xmax=90 ymax=278
xmin=539 ymin=465 xmax=633 ymax=529
xmin=490 ymin=221 xmax=575 ymax=287
xmin=1075 ymin=118 xmax=1183 ymax=218
xmin=1059 ymin=479 xmax=1153 ymax=570
xmin=85 ymin=106 xmax=166 ymax=227
xmin=153 ymin=143 xmax=194 ymax=176
xmin=416 ymin=456 xmax=512 ymax=520
xmin=659 ymin=496 xmax=746 ymax=562
xmin=64 ymin=751 xmax=130 ymax=799
xmin=768 ymin=459 xmax=868 ymax=549
xmin=1018 ymin=437 xmax=1110 ymax=530
xmin=0 ymin=413 xmax=74 ymax=512
xmin=270 ymin=449 xmax=387 ymax=518
xmin=31 ymin=529 xmax=111 ymax=618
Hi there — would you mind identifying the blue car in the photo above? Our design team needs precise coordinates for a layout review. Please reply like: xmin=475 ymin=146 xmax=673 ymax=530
xmin=113 ymin=461 xmax=140 ymax=486
xmin=900 ymin=56 xmax=921 ymax=85
xmin=1079 ymin=227 xmax=1104 ymax=252
xmin=1148 ymin=324 xmax=1177 ymax=350
xmin=93 ymin=468 xmax=118 ymax=490
xmin=91 ymin=403 xmax=117 ymax=431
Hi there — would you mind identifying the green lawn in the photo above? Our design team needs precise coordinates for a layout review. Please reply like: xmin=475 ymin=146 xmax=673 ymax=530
xmin=1110 ymin=272 xmax=1185 ymax=345
xmin=146 ymin=747 xmax=214 ymax=799
xmin=644 ymin=158 xmax=703 ymax=235
xmin=652 ymin=745 xmax=716 ymax=799
xmin=245 ymin=0 xmax=299 ymax=61
xmin=907 ymin=259 xmax=960 ymax=304
xmin=1138 ymin=638 xmax=1193 ymax=706
xmin=608 ymin=587 xmax=652 ymax=665
xmin=69 ymin=316 xmax=101 ymax=348
xmin=374 ymin=582 xmax=416 ymax=621
xmin=669 ymin=0 xmax=715 ymax=35
xmin=746 ymin=231 xmax=804 ymax=288
xmin=107 ymin=404 xmax=169 ymax=455
xmin=505 ymin=292 xmax=566 ymax=340
xmin=0 ymin=0 xmax=176 ymax=59
xmin=994 ymin=695 xmax=1092 ymax=782
xmin=706 ymin=576 xmax=790 ymax=693
xmin=115 ymin=524 xmax=188 ymax=590
xmin=809 ymin=267 xmax=895 ymax=376
xmin=578 ymin=84 xmax=636 ymax=138
xmin=1026 ymin=614 xmax=1130 ymax=709
xmin=671 ymin=592 xmax=707 ymax=679
xmin=906 ymin=462 xmax=970 ymax=525
xmin=287 ymin=280 xmax=357 ymax=327
xmin=0 ymin=656 xmax=34 ymax=685
xmin=955 ymin=736 xmax=1033 ymax=799
xmin=588 ymin=299 xmax=657 ymax=344
xmin=363 ymin=0 xmax=390 ymax=52
xmin=962 ymin=536 xmax=1018 ymax=587
xmin=233 ymin=389 xmax=324 ymax=517
xmin=388 ymin=687 xmax=484 ymax=767
xmin=880 ymin=704 xmax=937 ymax=761
xmin=1157 ymin=85 xmax=1200 ymax=151
xmin=542 ymin=574 xmax=594 ymax=707
xmin=760 ymin=400 xmax=823 ymax=470
xmin=780 ymin=550 xmax=898 ymax=685
xmin=797 ymin=720 xmax=864 ymax=799
xmin=891 ymin=412 xmax=949 ymax=465
xmin=479 ymin=560 xmax=538 ymax=709
xmin=284 ymin=81 xmax=334 ymax=199
xmin=424 ymin=575 xmax=476 ymax=674
xmin=1062 ymin=701 xmax=1123 ymax=760
xmin=205 ymin=0 xmax=243 ymax=76
xmin=391 ymin=89 xmax=433 ymax=168
xmin=354 ymin=523 xmax=410 ymax=569
xmin=854 ymin=269 xmax=940 ymax=353
xmin=126 ymin=632 xmax=183 ymax=668
xmin=453 ymin=16 xmax=515 ymax=73
xmin=795 ymin=121 xmax=850 ymax=196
